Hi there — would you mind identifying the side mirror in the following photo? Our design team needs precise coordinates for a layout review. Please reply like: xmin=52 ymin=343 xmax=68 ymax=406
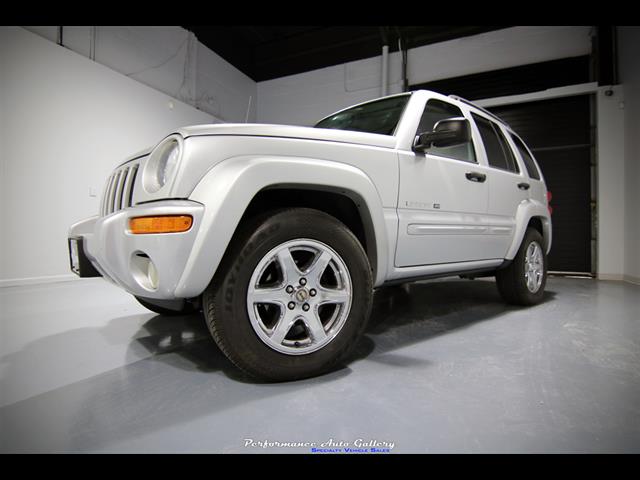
xmin=413 ymin=117 xmax=471 ymax=153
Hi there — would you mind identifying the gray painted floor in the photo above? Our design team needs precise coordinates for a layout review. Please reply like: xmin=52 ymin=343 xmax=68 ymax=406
xmin=1 ymin=276 xmax=639 ymax=453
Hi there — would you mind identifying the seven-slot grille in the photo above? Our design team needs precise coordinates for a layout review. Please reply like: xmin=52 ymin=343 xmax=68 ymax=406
xmin=100 ymin=162 xmax=139 ymax=216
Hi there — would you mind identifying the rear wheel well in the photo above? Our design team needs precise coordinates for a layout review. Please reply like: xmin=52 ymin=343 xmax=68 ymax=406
xmin=526 ymin=216 xmax=548 ymax=251
xmin=240 ymin=186 xmax=376 ymax=275
xmin=527 ymin=217 xmax=543 ymax=236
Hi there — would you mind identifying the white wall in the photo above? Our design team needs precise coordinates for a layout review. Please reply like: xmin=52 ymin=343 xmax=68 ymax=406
xmin=196 ymin=40 xmax=257 ymax=122
xmin=0 ymin=27 xmax=216 ymax=285
xmin=596 ymin=86 xmax=626 ymax=280
xmin=257 ymin=51 xmax=406 ymax=126
xmin=257 ymin=26 xmax=593 ymax=126
xmin=407 ymin=26 xmax=593 ymax=86
xmin=619 ymin=27 xmax=640 ymax=284
xmin=22 ymin=26 xmax=257 ymax=123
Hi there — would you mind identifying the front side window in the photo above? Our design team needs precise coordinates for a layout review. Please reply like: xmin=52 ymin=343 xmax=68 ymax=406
xmin=415 ymin=99 xmax=476 ymax=163
xmin=314 ymin=94 xmax=411 ymax=135
xmin=472 ymin=113 xmax=519 ymax=173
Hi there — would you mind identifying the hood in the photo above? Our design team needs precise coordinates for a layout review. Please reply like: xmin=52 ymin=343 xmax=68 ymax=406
xmin=175 ymin=123 xmax=397 ymax=149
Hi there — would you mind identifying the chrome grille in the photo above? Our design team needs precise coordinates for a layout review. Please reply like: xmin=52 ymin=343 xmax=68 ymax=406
xmin=100 ymin=162 xmax=139 ymax=216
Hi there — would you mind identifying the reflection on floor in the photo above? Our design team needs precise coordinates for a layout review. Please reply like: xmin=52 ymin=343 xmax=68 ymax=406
xmin=1 ymin=276 xmax=640 ymax=453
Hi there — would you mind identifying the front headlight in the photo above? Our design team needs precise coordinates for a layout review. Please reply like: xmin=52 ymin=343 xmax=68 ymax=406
xmin=142 ymin=135 xmax=182 ymax=194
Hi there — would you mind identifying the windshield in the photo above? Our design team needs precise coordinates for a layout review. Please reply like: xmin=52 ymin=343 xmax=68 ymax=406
xmin=314 ymin=94 xmax=411 ymax=135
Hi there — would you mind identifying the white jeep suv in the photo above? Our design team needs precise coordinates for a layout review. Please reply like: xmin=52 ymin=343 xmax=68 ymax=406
xmin=69 ymin=90 xmax=551 ymax=381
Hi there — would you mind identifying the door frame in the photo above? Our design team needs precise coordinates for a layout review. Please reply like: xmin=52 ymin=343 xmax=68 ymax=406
xmin=474 ymin=82 xmax=619 ymax=278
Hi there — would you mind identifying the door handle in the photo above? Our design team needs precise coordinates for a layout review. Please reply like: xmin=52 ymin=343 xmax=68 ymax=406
xmin=518 ymin=182 xmax=531 ymax=190
xmin=465 ymin=172 xmax=486 ymax=183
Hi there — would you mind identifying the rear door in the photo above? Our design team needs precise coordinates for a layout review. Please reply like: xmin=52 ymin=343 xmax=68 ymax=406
xmin=508 ymin=131 xmax=546 ymax=209
xmin=470 ymin=113 xmax=530 ymax=258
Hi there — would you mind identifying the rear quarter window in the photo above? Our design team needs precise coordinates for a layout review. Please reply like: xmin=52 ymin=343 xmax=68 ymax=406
xmin=511 ymin=133 xmax=541 ymax=180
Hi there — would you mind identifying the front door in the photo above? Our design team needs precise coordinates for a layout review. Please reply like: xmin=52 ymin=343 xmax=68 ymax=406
xmin=396 ymin=98 xmax=491 ymax=267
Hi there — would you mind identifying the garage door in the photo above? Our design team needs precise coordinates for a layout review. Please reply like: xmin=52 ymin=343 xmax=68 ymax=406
xmin=487 ymin=95 xmax=594 ymax=274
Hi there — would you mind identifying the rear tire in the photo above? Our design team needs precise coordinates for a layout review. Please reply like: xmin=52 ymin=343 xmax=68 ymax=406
xmin=496 ymin=227 xmax=547 ymax=306
xmin=202 ymin=208 xmax=373 ymax=382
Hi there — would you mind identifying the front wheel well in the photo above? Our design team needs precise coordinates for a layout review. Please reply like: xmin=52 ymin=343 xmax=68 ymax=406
xmin=240 ymin=186 xmax=376 ymax=275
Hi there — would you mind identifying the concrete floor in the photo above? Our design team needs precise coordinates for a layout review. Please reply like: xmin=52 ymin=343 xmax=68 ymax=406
xmin=1 ymin=276 xmax=639 ymax=453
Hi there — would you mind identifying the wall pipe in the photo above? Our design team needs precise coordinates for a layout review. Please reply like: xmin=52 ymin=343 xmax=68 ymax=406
xmin=381 ymin=44 xmax=389 ymax=96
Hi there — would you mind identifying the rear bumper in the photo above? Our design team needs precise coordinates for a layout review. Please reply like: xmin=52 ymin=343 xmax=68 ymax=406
xmin=68 ymin=200 xmax=204 ymax=300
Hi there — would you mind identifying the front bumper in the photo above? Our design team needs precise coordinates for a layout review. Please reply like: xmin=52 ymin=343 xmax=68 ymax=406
xmin=68 ymin=236 xmax=101 ymax=277
xmin=68 ymin=200 xmax=204 ymax=300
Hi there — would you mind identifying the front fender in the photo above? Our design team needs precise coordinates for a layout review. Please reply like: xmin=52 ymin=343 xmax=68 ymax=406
xmin=174 ymin=156 xmax=388 ymax=298
xmin=505 ymin=199 xmax=552 ymax=260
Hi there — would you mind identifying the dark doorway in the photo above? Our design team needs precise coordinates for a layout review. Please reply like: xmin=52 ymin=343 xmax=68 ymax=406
xmin=488 ymin=95 xmax=594 ymax=274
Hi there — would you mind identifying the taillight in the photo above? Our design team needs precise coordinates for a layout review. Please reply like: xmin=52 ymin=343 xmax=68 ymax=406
xmin=546 ymin=191 xmax=553 ymax=215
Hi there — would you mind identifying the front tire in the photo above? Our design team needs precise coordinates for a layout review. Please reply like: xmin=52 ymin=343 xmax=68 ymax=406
xmin=202 ymin=208 xmax=373 ymax=382
xmin=496 ymin=227 xmax=547 ymax=306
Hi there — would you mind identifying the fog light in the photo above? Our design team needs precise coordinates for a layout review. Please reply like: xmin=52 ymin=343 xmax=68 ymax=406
xmin=131 ymin=252 xmax=159 ymax=291
xmin=129 ymin=215 xmax=192 ymax=234
xmin=147 ymin=259 xmax=159 ymax=290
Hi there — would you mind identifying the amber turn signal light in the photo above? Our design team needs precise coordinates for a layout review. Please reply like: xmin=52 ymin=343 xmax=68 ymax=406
xmin=129 ymin=215 xmax=193 ymax=234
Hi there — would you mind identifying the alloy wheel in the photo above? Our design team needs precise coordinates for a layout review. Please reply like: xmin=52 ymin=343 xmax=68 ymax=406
xmin=246 ymin=239 xmax=353 ymax=355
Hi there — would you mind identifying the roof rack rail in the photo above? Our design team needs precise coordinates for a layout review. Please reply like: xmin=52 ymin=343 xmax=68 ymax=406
xmin=448 ymin=94 xmax=509 ymax=127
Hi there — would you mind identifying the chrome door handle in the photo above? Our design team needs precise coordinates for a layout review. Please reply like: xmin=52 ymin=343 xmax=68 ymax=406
xmin=465 ymin=172 xmax=486 ymax=183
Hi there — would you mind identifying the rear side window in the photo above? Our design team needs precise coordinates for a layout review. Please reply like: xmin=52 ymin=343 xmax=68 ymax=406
xmin=510 ymin=133 xmax=541 ymax=180
xmin=472 ymin=113 xmax=519 ymax=173
xmin=415 ymin=99 xmax=476 ymax=163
